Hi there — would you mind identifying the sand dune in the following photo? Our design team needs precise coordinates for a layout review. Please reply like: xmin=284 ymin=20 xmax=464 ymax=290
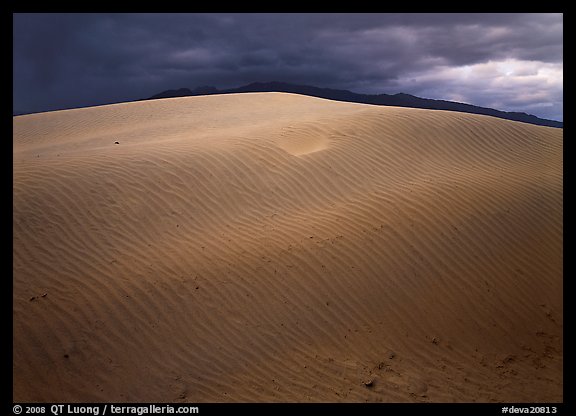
xmin=13 ymin=93 xmax=562 ymax=402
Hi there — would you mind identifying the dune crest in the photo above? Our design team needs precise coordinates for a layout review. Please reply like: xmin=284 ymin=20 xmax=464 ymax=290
xmin=13 ymin=93 xmax=562 ymax=402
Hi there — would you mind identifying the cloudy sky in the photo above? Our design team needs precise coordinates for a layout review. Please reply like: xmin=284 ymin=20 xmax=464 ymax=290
xmin=13 ymin=13 xmax=563 ymax=121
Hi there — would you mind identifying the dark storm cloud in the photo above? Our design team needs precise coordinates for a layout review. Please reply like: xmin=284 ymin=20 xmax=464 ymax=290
xmin=13 ymin=13 xmax=562 ymax=120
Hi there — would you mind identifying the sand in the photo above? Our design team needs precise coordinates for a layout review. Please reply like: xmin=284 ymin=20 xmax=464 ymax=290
xmin=13 ymin=92 xmax=562 ymax=402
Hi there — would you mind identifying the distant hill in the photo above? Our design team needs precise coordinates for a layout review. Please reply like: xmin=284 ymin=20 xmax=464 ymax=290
xmin=148 ymin=81 xmax=563 ymax=129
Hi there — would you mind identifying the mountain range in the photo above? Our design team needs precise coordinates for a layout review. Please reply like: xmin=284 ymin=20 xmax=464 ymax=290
xmin=148 ymin=81 xmax=562 ymax=128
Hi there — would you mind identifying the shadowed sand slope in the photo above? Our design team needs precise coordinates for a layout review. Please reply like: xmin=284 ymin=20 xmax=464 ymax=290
xmin=13 ymin=93 xmax=562 ymax=402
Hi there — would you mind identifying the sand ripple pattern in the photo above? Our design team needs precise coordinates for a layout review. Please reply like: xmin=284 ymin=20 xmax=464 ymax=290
xmin=13 ymin=93 xmax=562 ymax=402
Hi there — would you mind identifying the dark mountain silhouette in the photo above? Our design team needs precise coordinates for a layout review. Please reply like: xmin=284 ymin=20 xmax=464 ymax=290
xmin=148 ymin=81 xmax=562 ymax=128
xmin=150 ymin=86 xmax=219 ymax=99
xmin=13 ymin=109 xmax=28 ymax=116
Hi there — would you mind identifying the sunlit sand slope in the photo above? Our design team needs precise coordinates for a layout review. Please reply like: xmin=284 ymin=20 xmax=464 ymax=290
xmin=13 ymin=93 xmax=562 ymax=402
